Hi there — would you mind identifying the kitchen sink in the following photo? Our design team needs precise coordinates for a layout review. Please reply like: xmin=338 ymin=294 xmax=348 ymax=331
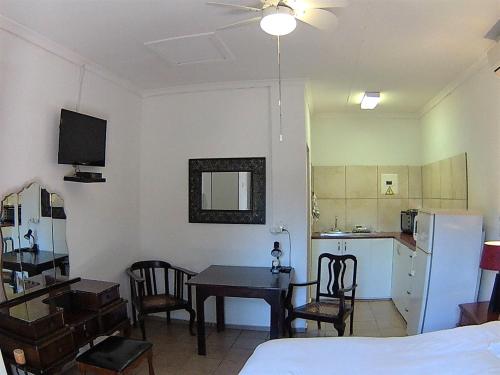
xmin=317 ymin=231 xmax=373 ymax=238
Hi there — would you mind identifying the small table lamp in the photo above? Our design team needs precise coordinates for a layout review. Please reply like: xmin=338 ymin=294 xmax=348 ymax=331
xmin=480 ymin=241 xmax=500 ymax=313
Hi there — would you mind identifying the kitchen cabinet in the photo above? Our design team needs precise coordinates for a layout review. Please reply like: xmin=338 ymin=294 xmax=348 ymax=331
xmin=311 ymin=238 xmax=393 ymax=299
xmin=391 ymin=241 xmax=415 ymax=322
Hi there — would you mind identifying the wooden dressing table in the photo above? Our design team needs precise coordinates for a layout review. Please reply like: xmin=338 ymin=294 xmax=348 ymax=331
xmin=0 ymin=277 xmax=130 ymax=375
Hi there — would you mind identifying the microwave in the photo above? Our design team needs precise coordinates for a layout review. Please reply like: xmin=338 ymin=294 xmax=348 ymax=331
xmin=401 ymin=209 xmax=419 ymax=234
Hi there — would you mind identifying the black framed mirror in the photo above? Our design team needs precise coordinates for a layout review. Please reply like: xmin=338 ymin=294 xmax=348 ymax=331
xmin=189 ymin=157 xmax=266 ymax=224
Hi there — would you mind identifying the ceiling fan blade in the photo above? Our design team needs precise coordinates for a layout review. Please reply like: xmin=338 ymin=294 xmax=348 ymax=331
xmin=206 ymin=2 xmax=262 ymax=12
xmin=217 ymin=17 xmax=261 ymax=30
xmin=306 ymin=0 xmax=348 ymax=8
xmin=285 ymin=0 xmax=347 ymax=10
xmin=296 ymin=8 xmax=338 ymax=30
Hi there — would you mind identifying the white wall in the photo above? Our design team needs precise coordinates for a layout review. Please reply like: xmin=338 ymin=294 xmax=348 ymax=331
xmin=140 ymin=82 xmax=309 ymax=327
xmin=0 ymin=19 xmax=142 ymax=299
xmin=311 ymin=114 xmax=421 ymax=166
xmin=420 ymin=62 xmax=500 ymax=300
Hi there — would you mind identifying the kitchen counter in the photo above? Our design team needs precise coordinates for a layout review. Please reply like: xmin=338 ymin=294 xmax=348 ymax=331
xmin=312 ymin=232 xmax=416 ymax=251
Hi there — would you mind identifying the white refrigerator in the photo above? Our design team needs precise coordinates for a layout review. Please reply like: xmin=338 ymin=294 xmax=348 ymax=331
xmin=407 ymin=209 xmax=483 ymax=335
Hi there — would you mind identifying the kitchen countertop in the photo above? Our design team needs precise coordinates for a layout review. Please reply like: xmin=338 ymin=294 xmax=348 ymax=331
xmin=312 ymin=232 xmax=416 ymax=251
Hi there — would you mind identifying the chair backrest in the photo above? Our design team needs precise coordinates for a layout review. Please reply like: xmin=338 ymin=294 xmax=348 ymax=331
xmin=129 ymin=260 xmax=188 ymax=302
xmin=316 ymin=253 xmax=357 ymax=302
xmin=2 ymin=237 xmax=14 ymax=253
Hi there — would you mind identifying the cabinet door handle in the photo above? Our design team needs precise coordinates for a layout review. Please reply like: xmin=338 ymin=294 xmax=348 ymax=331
xmin=405 ymin=308 xmax=409 ymax=312
xmin=406 ymin=291 xmax=411 ymax=295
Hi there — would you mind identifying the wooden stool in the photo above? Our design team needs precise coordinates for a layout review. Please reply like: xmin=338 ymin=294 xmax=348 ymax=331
xmin=76 ymin=336 xmax=155 ymax=375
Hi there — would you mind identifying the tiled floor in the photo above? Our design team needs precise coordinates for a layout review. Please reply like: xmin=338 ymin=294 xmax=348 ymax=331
xmin=64 ymin=301 xmax=406 ymax=375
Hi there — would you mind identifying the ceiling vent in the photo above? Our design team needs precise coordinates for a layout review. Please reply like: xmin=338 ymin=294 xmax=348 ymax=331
xmin=145 ymin=32 xmax=234 ymax=66
xmin=485 ymin=20 xmax=500 ymax=78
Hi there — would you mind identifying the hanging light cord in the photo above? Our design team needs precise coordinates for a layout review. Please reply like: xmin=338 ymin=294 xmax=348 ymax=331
xmin=76 ymin=64 xmax=86 ymax=112
xmin=283 ymin=228 xmax=292 ymax=267
xmin=277 ymin=35 xmax=283 ymax=142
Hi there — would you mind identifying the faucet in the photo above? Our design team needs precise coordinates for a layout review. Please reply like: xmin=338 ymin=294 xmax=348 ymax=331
xmin=331 ymin=216 xmax=340 ymax=232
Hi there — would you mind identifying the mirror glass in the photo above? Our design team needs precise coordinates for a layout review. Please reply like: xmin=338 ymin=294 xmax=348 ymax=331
xmin=1 ymin=193 xmax=21 ymax=301
xmin=0 ymin=183 xmax=69 ymax=302
xmin=201 ymin=171 xmax=252 ymax=210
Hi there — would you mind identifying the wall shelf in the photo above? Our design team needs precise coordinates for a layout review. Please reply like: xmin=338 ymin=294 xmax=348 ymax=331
xmin=64 ymin=176 xmax=106 ymax=183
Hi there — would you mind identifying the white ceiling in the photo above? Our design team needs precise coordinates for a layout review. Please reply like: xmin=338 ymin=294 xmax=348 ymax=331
xmin=0 ymin=0 xmax=498 ymax=113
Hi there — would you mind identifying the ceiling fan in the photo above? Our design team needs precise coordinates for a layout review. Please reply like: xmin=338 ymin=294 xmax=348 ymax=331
xmin=207 ymin=0 xmax=347 ymax=36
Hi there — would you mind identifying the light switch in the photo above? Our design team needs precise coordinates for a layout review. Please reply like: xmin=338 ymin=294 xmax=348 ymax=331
xmin=381 ymin=173 xmax=399 ymax=195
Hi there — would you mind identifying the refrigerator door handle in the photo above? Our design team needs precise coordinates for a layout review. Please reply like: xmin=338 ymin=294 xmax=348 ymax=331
xmin=413 ymin=215 xmax=419 ymax=241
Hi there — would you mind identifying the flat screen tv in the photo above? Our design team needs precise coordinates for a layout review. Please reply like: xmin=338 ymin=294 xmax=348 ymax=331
xmin=58 ymin=109 xmax=107 ymax=167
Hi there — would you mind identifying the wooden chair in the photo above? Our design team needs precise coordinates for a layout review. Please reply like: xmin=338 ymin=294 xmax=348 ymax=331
xmin=285 ymin=253 xmax=357 ymax=337
xmin=76 ymin=336 xmax=154 ymax=375
xmin=127 ymin=260 xmax=196 ymax=340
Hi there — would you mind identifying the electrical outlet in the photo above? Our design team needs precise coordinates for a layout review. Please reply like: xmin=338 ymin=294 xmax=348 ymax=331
xmin=270 ymin=224 xmax=287 ymax=234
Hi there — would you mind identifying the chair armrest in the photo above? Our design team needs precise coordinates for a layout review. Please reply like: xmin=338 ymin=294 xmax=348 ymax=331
xmin=171 ymin=265 xmax=197 ymax=278
xmin=126 ymin=268 xmax=145 ymax=283
xmin=338 ymin=284 xmax=357 ymax=294
xmin=285 ymin=280 xmax=319 ymax=310
xmin=289 ymin=280 xmax=318 ymax=288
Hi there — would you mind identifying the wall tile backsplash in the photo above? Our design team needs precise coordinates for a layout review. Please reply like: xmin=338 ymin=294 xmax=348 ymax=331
xmin=422 ymin=153 xmax=467 ymax=204
xmin=313 ymin=153 xmax=467 ymax=233
xmin=346 ymin=166 xmax=378 ymax=198
xmin=313 ymin=166 xmax=346 ymax=198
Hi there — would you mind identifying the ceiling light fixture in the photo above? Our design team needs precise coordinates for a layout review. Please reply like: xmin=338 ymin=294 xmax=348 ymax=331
xmin=260 ymin=6 xmax=297 ymax=36
xmin=360 ymin=92 xmax=380 ymax=110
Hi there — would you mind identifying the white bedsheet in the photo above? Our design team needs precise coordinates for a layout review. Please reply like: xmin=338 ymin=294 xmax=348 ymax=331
xmin=239 ymin=322 xmax=500 ymax=375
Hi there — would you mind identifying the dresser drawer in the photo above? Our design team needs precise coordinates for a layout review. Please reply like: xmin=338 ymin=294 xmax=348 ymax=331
xmin=0 ymin=328 xmax=75 ymax=371
xmin=98 ymin=286 xmax=120 ymax=307
xmin=73 ymin=284 xmax=120 ymax=310
xmin=39 ymin=330 xmax=76 ymax=368
xmin=99 ymin=299 xmax=128 ymax=333
xmin=72 ymin=316 xmax=99 ymax=347
xmin=0 ymin=311 xmax=64 ymax=340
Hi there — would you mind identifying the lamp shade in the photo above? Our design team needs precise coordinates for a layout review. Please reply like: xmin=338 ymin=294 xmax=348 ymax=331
xmin=480 ymin=241 xmax=500 ymax=271
xmin=260 ymin=6 xmax=297 ymax=36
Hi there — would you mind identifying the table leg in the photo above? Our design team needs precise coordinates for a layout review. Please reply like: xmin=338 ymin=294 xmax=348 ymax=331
xmin=216 ymin=296 xmax=225 ymax=332
xmin=281 ymin=293 xmax=287 ymax=337
xmin=267 ymin=293 xmax=282 ymax=340
xmin=195 ymin=287 xmax=207 ymax=355
xmin=59 ymin=263 xmax=67 ymax=276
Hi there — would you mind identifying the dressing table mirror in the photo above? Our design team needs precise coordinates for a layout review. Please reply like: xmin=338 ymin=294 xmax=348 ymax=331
xmin=0 ymin=182 xmax=69 ymax=302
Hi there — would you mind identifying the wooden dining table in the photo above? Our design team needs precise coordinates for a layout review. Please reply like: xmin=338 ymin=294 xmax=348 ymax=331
xmin=2 ymin=250 xmax=68 ymax=276
xmin=186 ymin=265 xmax=294 ymax=355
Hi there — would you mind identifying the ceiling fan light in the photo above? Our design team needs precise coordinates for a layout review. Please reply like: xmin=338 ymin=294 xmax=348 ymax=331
xmin=260 ymin=6 xmax=297 ymax=36
xmin=360 ymin=92 xmax=380 ymax=110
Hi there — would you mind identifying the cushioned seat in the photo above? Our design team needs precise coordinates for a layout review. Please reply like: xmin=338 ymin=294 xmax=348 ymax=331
xmin=294 ymin=301 xmax=353 ymax=320
xmin=76 ymin=336 xmax=154 ymax=374
xmin=141 ymin=294 xmax=184 ymax=310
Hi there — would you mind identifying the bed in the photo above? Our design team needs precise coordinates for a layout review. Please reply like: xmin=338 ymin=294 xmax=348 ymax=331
xmin=239 ymin=322 xmax=500 ymax=375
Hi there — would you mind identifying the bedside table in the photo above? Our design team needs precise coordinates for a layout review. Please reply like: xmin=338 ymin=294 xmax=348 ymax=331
xmin=458 ymin=302 xmax=500 ymax=326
